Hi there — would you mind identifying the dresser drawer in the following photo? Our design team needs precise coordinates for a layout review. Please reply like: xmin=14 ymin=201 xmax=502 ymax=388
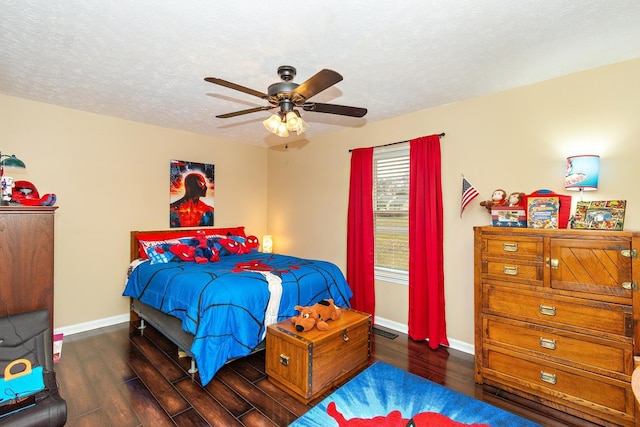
xmin=482 ymin=259 xmax=542 ymax=285
xmin=483 ymin=284 xmax=633 ymax=338
xmin=482 ymin=235 xmax=543 ymax=261
xmin=485 ymin=349 xmax=635 ymax=426
xmin=484 ymin=316 xmax=632 ymax=378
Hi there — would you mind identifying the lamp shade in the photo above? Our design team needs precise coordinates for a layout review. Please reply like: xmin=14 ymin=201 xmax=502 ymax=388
xmin=262 ymin=235 xmax=273 ymax=253
xmin=263 ymin=114 xmax=281 ymax=133
xmin=565 ymin=155 xmax=599 ymax=191
xmin=275 ymin=121 xmax=289 ymax=137
xmin=0 ymin=154 xmax=26 ymax=168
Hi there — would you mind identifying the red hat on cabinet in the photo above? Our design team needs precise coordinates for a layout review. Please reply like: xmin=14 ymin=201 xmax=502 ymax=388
xmin=11 ymin=180 xmax=56 ymax=206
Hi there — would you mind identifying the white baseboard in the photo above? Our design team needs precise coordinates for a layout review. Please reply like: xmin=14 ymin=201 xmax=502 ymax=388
xmin=55 ymin=313 xmax=130 ymax=337
xmin=55 ymin=312 xmax=476 ymax=356
xmin=374 ymin=316 xmax=408 ymax=334
xmin=374 ymin=315 xmax=474 ymax=356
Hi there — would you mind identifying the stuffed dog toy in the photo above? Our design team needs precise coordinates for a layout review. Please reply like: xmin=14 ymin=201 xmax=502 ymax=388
xmin=290 ymin=299 xmax=342 ymax=332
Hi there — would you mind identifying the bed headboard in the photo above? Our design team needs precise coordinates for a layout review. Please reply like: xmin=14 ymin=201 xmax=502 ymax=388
xmin=130 ymin=227 xmax=247 ymax=262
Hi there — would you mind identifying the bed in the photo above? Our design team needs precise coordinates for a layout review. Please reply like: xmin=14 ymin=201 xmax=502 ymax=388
xmin=123 ymin=227 xmax=353 ymax=386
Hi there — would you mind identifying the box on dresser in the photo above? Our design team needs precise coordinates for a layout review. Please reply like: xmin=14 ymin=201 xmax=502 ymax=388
xmin=266 ymin=308 xmax=371 ymax=403
xmin=474 ymin=226 xmax=640 ymax=426
xmin=491 ymin=206 xmax=527 ymax=228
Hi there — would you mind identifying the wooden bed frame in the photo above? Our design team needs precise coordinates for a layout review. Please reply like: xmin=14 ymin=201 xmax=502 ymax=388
xmin=127 ymin=229 xmax=264 ymax=375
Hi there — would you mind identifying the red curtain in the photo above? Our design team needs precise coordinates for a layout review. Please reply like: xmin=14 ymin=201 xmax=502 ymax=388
xmin=346 ymin=148 xmax=375 ymax=315
xmin=408 ymin=135 xmax=448 ymax=348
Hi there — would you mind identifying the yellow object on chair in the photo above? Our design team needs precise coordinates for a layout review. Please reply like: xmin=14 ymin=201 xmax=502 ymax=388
xmin=0 ymin=359 xmax=45 ymax=404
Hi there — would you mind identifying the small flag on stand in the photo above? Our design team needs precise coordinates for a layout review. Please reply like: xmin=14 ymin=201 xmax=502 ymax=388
xmin=461 ymin=175 xmax=479 ymax=217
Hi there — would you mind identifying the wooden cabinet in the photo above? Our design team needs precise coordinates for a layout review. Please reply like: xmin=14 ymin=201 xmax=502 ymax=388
xmin=0 ymin=206 xmax=57 ymax=333
xmin=474 ymin=226 xmax=640 ymax=426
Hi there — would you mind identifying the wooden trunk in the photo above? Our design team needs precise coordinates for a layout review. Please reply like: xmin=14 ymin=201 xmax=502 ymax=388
xmin=266 ymin=308 xmax=371 ymax=403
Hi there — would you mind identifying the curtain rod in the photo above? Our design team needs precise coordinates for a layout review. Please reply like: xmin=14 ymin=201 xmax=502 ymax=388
xmin=349 ymin=132 xmax=445 ymax=152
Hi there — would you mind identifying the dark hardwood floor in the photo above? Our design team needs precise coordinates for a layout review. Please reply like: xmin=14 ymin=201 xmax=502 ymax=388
xmin=53 ymin=321 xmax=597 ymax=427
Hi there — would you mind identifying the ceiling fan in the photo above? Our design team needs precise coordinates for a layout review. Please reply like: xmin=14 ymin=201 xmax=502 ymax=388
xmin=204 ymin=65 xmax=367 ymax=137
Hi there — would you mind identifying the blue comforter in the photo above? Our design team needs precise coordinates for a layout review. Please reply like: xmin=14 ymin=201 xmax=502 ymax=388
xmin=123 ymin=252 xmax=352 ymax=385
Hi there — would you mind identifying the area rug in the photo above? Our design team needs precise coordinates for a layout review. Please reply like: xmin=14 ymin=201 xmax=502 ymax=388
xmin=289 ymin=361 xmax=540 ymax=427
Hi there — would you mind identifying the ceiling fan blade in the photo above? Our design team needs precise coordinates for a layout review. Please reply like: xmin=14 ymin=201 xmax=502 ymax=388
xmin=216 ymin=106 xmax=273 ymax=119
xmin=294 ymin=69 xmax=343 ymax=101
xmin=205 ymin=77 xmax=269 ymax=100
xmin=302 ymin=102 xmax=367 ymax=117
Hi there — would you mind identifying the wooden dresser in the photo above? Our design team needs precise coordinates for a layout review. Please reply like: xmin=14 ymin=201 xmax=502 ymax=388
xmin=0 ymin=206 xmax=57 ymax=333
xmin=474 ymin=226 xmax=640 ymax=426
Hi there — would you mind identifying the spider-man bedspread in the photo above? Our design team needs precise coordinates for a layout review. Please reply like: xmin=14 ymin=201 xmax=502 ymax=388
xmin=123 ymin=252 xmax=352 ymax=385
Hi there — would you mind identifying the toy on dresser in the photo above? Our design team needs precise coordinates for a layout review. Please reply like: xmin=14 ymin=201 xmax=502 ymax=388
xmin=505 ymin=192 xmax=525 ymax=207
xmin=479 ymin=189 xmax=507 ymax=211
xmin=481 ymin=189 xmax=527 ymax=227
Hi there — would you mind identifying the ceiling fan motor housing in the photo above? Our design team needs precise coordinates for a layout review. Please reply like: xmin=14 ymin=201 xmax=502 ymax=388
xmin=277 ymin=65 xmax=296 ymax=82
xmin=269 ymin=66 xmax=306 ymax=106
xmin=267 ymin=82 xmax=304 ymax=106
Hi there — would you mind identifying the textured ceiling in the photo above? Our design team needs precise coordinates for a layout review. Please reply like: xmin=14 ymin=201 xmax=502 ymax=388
xmin=2 ymin=1 xmax=640 ymax=147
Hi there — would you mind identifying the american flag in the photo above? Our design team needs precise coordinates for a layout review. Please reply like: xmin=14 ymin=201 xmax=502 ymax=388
xmin=461 ymin=176 xmax=479 ymax=217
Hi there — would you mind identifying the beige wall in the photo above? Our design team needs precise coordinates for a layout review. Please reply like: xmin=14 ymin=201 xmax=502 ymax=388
xmin=2 ymin=57 xmax=639 ymax=350
xmin=268 ymin=57 xmax=640 ymax=348
xmin=1 ymin=95 xmax=268 ymax=329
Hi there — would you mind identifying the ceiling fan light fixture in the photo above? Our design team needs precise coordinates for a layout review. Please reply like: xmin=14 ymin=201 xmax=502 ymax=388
xmin=285 ymin=110 xmax=309 ymax=135
xmin=285 ymin=111 xmax=300 ymax=129
xmin=263 ymin=114 xmax=281 ymax=133
xmin=275 ymin=120 xmax=289 ymax=137
xmin=263 ymin=110 xmax=308 ymax=137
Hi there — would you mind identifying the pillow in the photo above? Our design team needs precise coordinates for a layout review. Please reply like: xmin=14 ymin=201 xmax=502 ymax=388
xmin=152 ymin=236 xmax=223 ymax=264
xmin=245 ymin=235 xmax=260 ymax=251
xmin=136 ymin=226 xmax=246 ymax=259
xmin=220 ymin=236 xmax=248 ymax=255
xmin=215 ymin=235 xmax=258 ymax=256
xmin=141 ymin=238 xmax=183 ymax=264
xmin=168 ymin=242 xmax=196 ymax=262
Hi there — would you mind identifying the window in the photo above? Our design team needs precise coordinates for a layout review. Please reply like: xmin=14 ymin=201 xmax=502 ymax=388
xmin=373 ymin=145 xmax=409 ymax=284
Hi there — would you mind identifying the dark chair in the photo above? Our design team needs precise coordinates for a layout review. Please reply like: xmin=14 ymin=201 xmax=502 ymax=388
xmin=0 ymin=309 xmax=67 ymax=426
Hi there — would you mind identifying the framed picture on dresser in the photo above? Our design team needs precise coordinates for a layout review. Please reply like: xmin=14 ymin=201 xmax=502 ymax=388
xmin=573 ymin=200 xmax=626 ymax=230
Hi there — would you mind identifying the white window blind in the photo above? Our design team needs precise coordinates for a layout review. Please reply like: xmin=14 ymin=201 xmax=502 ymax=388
xmin=373 ymin=146 xmax=409 ymax=284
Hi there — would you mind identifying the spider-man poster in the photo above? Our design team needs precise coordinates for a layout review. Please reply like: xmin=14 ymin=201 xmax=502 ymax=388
xmin=169 ymin=159 xmax=215 ymax=228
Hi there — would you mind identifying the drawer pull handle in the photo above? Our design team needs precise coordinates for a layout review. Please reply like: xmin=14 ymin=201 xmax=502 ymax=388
xmin=545 ymin=257 xmax=559 ymax=269
xmin=503 ymin=266 xmax=518 ymax=276
xmin=621 ymin=249 xmax=637 ymax=259
xmin=503 ymin=242 xmax=518 ymax=252
xmin=342 ymin=329 xmax=350 ymax=342
xmin=540 ymin=371 xmax=557 ymax=385
xmin=279 ymin=354 xmax=289 ymax=366
xmin=539 ymin=305 xmax=556 ymax=316
xmin=539 ymin=338 xmax=556 ymax=350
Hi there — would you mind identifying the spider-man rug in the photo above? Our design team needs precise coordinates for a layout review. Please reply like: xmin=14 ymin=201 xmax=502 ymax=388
xmin=289 ymin=361 xmax=541 ymax=427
